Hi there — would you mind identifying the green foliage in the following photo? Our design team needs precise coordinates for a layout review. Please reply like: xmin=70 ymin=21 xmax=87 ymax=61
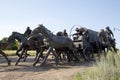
xmin=73 ymin=73 xmax=82 ymax=80
xmin=1 ymin=37 xmax=19 ymax=50
xmin=10 ymin=40 xmax=19 ymax=50
xmin=1 ymin=37 xmax=8 ymax=43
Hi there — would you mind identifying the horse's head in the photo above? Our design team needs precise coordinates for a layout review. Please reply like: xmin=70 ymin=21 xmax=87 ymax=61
xmin=7 ymin=32 xmax=16 ymax=45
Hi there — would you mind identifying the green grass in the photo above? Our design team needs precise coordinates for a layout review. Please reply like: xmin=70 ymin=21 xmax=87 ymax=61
xmin=73 ymin=73 xmax=82 ymax=80
xmin=73 ymin=52 xmax=120 ymax=80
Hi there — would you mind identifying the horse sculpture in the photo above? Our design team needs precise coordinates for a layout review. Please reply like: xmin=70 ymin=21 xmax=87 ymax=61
xmin=7 ymin=31 xmax=44 ymax=65
xmin=32 ymin=24 xmax=79 ymax=66
xmin=0 ymin=41 xmax=11 ymax=66
xmin=7 ymin=32 xmax=27 ymax=57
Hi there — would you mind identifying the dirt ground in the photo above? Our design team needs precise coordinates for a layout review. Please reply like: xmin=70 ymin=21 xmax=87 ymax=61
xmin=0 ymin=56 xmax=94 ymax=80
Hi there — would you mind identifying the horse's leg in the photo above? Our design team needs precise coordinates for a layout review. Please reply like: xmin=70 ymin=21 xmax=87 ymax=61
xmin=34 ymin=49 xmax=39 ymax=61
xmin=16 ymin=46 xmax=23 ymax=57
xmin=15 ymin=48 xmax=26 ymax=66
xmin=56 ymin=51 xmax=62 ymax=62
xmin=71 ymin=50 xmax=79 ymax=62
xmin=97 ymin=48 xmax=102 ymax=61
xmin=23 ymin=49 xmax=28 ymax=62
xmin=0 ymin=50 xmax=11 ymax=66
xmin=40 ymin=47 xmax=52 ymax=67
xmin=33 ymin=48 xmax=45 ymax=66
xmin=80 ymin=49 xmax=87 ymax=61
xmin=62 ymin=52 xmax=67 ymax=61
xmin=112 ymin=45 xmax=117 ymax=53
xmin=96 ymin=42 xmax=101 ymax=61
xmin=37 ymin=48 xmax=44 ymax=60
xmin=52 ymin=49 xmax=59 ymax=65
xmin=67 ymin=51 xmax=71 ymax=62
xmin=103 ymin=47 xmax=107 ymax=58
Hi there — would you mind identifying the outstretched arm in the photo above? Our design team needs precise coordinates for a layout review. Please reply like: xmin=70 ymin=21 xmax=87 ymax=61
xmin=110 ymin=30 xmax=114 ymax=37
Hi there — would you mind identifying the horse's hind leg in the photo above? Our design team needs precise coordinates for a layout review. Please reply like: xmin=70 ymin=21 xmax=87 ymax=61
xmin=56 ymin=51 xmax=62 ymax=62
xmin=16 ymin=46 xmax=23 ymax=57
xmin=34 ymin=49 xmax=39 ymax=61
xmin=40 ymin=47 xmax=52 ymax=67
xmin=15 ymin=48 xmax=26 ymax=66
xmin=23 ymin=49 xmax=28 ymax=62
xmin=69 ymin=50 xmax=79 ymax=62
xmin=0 ymin=50 xmax=11 ymax=66
xmin=33 ymin=48 xmax=44 ymax=66
xmin=52 ymin=49 xmax=59 ymax=65
xmin=72 ymin=51 xmax=79 ymax=62
xmin=34 ymin=48 xmax=44 ymax=61
xmin=112 ymin=46 xmax=117 ymax=53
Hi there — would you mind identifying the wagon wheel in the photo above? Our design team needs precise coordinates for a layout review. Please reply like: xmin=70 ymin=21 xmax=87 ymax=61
xmin=83 ymin=46 xmax=91 ymax=61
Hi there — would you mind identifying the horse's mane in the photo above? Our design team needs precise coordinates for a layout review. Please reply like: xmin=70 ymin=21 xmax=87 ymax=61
xmin=39 ymin=25 xmax=54 ymax=36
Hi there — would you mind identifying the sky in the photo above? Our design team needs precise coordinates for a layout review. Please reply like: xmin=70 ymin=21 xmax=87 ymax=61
xmin=0 ymin=0 xmax=120 ymax=48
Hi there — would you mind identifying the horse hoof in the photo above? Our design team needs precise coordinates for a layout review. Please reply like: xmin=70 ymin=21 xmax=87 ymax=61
xmin=8 ymin=60 xmax=11 ymax=66
xmin=67 ymin=60 xmax=71 ymax=63
xmin=33 ymin=63 xmax=36 ymax=67
xmin=15 ymin=63 xmax=18 ymax=66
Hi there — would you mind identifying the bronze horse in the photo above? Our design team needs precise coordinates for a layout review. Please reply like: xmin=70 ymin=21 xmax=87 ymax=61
xmin=7 ymin=32 xmax=44 ymax=65
xmin=32 ymin=24 xmax=79 ymax=66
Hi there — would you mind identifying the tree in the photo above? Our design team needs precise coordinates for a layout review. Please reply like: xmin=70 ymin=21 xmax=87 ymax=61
xmin=1 ymin=37 xmax=19 ymax=50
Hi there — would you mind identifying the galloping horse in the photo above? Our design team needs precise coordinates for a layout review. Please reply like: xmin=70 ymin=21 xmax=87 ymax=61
xmin=7 ymin=32 xmax=27 ymax=57
xmin=32 ymin=24 xmax=79 ymax=66
xmin=0 ymin=41 xmax=11 ymax=66
xmin=7 ymin=32 xmax=44 ymax=65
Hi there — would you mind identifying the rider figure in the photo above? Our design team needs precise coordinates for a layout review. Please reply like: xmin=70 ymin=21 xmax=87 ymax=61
xmin=63 ymin=29 xmax=68 ymax=37
xmin=24 ymin=27 xmax=32 ymax=38
xmin=105 ymin=26 xmax=114 ymax=41
xmin=72 ymin=28 xmax=81 ymax=40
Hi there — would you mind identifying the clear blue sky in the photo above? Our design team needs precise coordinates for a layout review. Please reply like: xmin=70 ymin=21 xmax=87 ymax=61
xmin=0 ymin=0 xmax=120 ymax=48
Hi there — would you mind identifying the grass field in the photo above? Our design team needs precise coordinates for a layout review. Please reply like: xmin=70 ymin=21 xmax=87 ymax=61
xmin=73 ymin=52 xmax=120 ymax=80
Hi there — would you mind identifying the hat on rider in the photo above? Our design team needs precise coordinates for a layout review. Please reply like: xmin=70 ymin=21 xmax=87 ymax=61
xmin=106 ymin=26 xmax=110 ymax=29
xmin=75 ymin=28 xmax=79 ymax=31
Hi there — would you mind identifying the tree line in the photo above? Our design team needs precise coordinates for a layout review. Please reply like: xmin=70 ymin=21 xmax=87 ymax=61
xmin=1 ymin=37 xmax=19 ymax=50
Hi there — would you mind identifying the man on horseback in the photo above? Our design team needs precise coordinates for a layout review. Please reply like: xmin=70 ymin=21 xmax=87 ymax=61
xmin=63 ymin=29 xmax=68 ymax=37
xmin=105 ymin=26 xmax=114 ymax=38
xmin=72 ymin=28 xmax=81 ymax=40
xmin=105 ymin=26 xmax=115 ymax=42
xmin=105 ymin=26 xmax=117 ymax=52
xmin=24 ymin=27 xmax=32 ymax=38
